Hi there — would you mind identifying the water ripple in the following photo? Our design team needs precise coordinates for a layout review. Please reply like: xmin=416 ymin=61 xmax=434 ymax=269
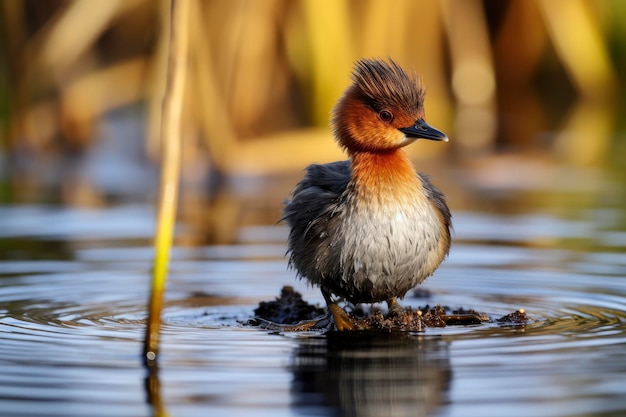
xmin=1 ymin=209 xmax=626 ymax=417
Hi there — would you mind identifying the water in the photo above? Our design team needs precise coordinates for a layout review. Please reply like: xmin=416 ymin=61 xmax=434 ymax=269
xmin=1 ymin=168 xmax=626 ymax=417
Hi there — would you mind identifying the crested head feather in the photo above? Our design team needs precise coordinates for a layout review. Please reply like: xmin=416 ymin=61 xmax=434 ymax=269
xmin=352 ymin=58 xmax=425 ymax=114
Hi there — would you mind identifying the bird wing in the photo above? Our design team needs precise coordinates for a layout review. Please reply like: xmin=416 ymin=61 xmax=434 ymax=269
xmin=282 ymin=160 xmax=351 ymax=224
xmin=282 ymin=161 xmax=351 ymax=276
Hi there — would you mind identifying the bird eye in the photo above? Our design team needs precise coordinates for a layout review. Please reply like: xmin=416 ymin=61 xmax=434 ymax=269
xmin=379 ymin=110 xmax=393 ymax=123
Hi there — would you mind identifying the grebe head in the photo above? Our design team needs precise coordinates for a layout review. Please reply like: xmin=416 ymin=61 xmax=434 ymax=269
xmin=331 ymin=58 xmax=447 ymax=154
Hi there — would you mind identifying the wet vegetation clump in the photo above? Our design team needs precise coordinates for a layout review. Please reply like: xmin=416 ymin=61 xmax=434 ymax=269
xmin=251 ymin=286 xmax=528 ymax=332
xmin=254 ymin=286 xmax=326 ymax=324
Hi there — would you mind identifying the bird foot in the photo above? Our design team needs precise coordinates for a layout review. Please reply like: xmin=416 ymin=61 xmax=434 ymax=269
xmin=386 ymin=297 xmax=405 ymax=317
xmin=328 ymin=303 xmax=362 ymax=331
xmin=387 ymin=304 xmax=405 ymax=317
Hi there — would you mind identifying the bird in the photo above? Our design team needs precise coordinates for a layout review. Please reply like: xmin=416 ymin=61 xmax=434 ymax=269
xmin=282 ymin=58 xmax=451 ymax=330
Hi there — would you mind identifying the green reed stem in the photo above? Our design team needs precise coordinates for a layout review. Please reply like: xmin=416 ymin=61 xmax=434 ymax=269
xmin=144 ymin=0 xmax=189 ymax=366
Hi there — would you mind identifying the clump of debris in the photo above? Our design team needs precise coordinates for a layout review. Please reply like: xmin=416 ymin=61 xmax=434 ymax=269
xmin=254 ymin=286 xmax=325 ymax=324
xmin=249 ymin=286 xmax=528 ymax=332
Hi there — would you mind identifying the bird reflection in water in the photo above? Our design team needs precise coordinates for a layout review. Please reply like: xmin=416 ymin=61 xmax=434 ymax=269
xmin=290 ymin=332 xmax=451 ymax=417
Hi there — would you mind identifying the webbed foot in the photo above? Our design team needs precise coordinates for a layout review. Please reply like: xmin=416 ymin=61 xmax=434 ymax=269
xmin=328 ymin=303 xmax=361 ymax=331
xmin=386 ymin=297 xmax=404 ymax=316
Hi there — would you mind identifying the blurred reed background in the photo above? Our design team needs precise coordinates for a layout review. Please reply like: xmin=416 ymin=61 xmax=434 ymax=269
xmin=1 ymin=0 xmax=624 ymax=243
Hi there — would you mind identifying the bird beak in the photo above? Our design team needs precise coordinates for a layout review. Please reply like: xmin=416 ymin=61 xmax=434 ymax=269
xmin=398 ymin=119 xmax=448 ymax=142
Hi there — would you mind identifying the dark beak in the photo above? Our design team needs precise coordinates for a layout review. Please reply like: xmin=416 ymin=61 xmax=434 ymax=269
xmin=398 ymin=119 xmax=448 ymax=142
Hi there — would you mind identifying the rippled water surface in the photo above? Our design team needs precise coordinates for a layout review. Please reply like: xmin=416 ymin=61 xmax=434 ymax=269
xmin=1 ymin=174 xmax=626 ymax=417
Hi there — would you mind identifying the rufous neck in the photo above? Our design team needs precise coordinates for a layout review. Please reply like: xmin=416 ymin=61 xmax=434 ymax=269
xmin=349 ymin=149 xmax=421 ymax=196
